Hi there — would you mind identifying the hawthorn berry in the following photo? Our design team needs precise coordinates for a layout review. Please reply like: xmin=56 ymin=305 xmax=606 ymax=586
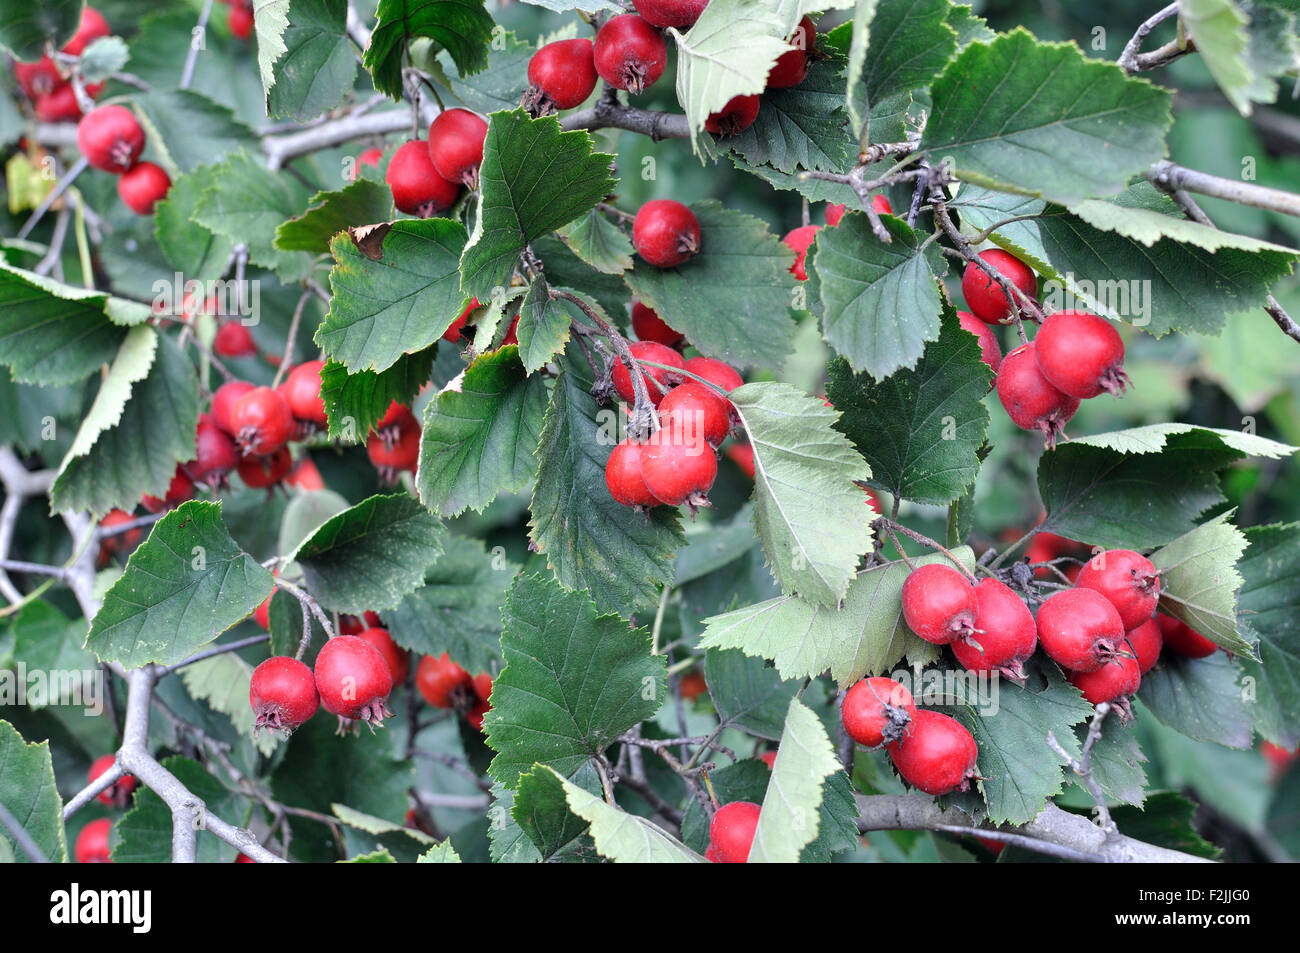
xmin=902 ymin=564 xmax=977 ymax=645
xmin=658 ymin=382 xmax=731 ymax=448
xmin=611 ymin=340 xmax=686 ymax=405
xmin=1263 ymin=742 xmax=1299 ymax=781
xmin=357 ymin=627 xmax=409 ymax=684
xmin=415 ymin=652 xmax=474 ymax=708
xmin=1156 ymin=612 xmax=1217 ymax=659
xmin=1068 ymin=654 xmax=1142 ymax=717
xmin=213 ymin=321 xmax=257 ymax=358
xmin=1034 ymin=310 xmax=1130 ymax=400
xmin=1075 ymin=549 xmax=1160 ymax=630
xmin=283 ymin=359 xmax=328 ymax=428
xmin=141 ymin=465 xmax=195 ymax=513
xmin=684 ymin=356 xmax=744 ymax=396
xmin=887 ymin=709 xmax=979 ymax=796
xmin=428 ymin=108 xmax=489 ymax=188
xmin=842 ymin=677 xmax=917 ymax=748
xmin=97 ymin=509 xmax=140 ymax=565
xmin=314 ymin=635 xmax=394 ymax=726
xmin=445 ymin=299 xmax=479 ymax=342
xmin=386 ymin=140 xmax=461 ymax=217
xmin=465 ymin=672 xmax=493 ymax=730
xmin=88 ymin=754 xmax=138 ymax=809
xmin=210 ymin=380 xmax=255 ymax=436
xmin=75 ymin=818 xmax=113 ymax=863
xmin=633 ymin=199 xmax=701 ymax=268
xmin=766 ymin=16 xmax=815 ymax=89
xmin=957 ymin=310 xmax=1002 ymax=376
xmin=825 ymin=202 xmax=846 ymax=227
xmin=13 ymin=57 xmax=62 ymax=100
xmin=995 ymin=342 xmax=1079 ymax=449
xmin=377 ymin=400 xmax=415 ymax=432
xmin=352 ymin=146 xmax=384 ymax=180
xmin=593 ymin=15 xmax=667 ymax=95
xmin=783 ymin=224 xmax=819 ymax=281
xmin=705 ymin=95 xmax=761 ymax=136
xmin=952 ymin=578 xmax=1038 ymax=682
xmin=759 ymin=750 xmax=778 ymax=770
xmin=249 ymin=656 xmax=319 ymax=732
xmin=639 ymin=415 xmax=719 ymax=507
xmin=237 ymin=446 xmax=293 ymax=489
xmin=632 ymin=0 xmax=708 ymax=27
xmin=228 ymin=1 xmax=255 ymax=40
xmin=631 ymin=301 xmax=683 ymax=347
xmin=1036 ymin=587 xmax=1127 ymax=673
xmin=77 ymin=104 xmax=145 ymax=173
xmin=34 ymin=83 xmax=85 ymax=122
xmin=230 ymin=386 xmax=294 ymax=456
xmin=605 ymin=439 xmax=657 ymax=507
xmin=64 ymin=6 xmax=111 ymax=56
xmin=708 ymin=801 xmax=760 ymax=863
xmin=1124 ymin=618 xmax=1163 ymax=674
xmin=189 ymin=413 xmax=239 ymax=486
xmin=117 ymin=161 xmax=171 ymax=215
xmin=525 ymin=38 xmax=598 ymax=114
xmin=253 ymin=585 xmax=274 ymax=630
xmin=961 ymin=249 xmax=1037 ymax=324
xmin=679 ymin=670 xmax=708 ymax=701
xmin=724 ymin=439 xmax=755 ymax=480
xmin=367 ymin=413 xmax=420 ymax=481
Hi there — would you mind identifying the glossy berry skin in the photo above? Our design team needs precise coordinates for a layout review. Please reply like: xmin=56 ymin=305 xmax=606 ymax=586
xmin=709 ymin=801 xmax=760 ymax=863
xmin=386 ymin=140 xmax=460 ymax=217
xmin=77 ymin=105 xmax=144 ymax=172
xmin=705 ymin=94 xmax=760 ymax=136
xmin=428 ymin=108 xmax=488 ymax=187
xmin=659 ymin=382 xmax=731 ymax=448
xmin=759 ymin=750 xmax=777 ymax=770
xmin=141 ymin=465 xmax=194 ymax=512
xmin=766 ymin=16 xmax=815 ymax=88
xmin=901 ymin=563 xmax=977 ymax=645
xmin=116 ymin=161 xmax=171 ymax=214
xmin=952 ymin=578 xmax=1038 ymax=681
xmin=783 ymin=225 xmax=819 ymax=281
xmin=1036 ymin=587 xmax=1127 ymax=673
xmin=228 ymin=3 xmax=254 ymax=41
xmin=1156 ymin=613 xmax=1218 ymax=659
xmin=1125 ymin=618 xmax=1163 ymax=674
xmin=64 ymin=7 xmax=111 ymax=57
xmin=593 ymin=15 xmax=667 ymax=95
xmin=996 ymin=343 xmax=1079 ymax=449
xmin=230 ymin=386 xmax=294 ymax=456
xmin=253 ymin=587 xmax=273 ymax=630
xmin=210 ymin=380 xmax=255 ymax=435
xmin=76 ymin=818 xmax=113 ymax=863
xmin=249 ymin=656 xmax=319 ymax=732
xmin=1076 ymin=549 xmax=1160 ymax=630
xmin=357 ymin=627 xmax=409 ymax=685
xmin=189 ymin=414 xmax=239 ymax=485
xmin=314 ymin=635 xmax=394 ymax=724
xmin=34 ymin=83 xmax=85 ymax=122
xmin=526 ymin=39 xmax=598 ymax=112
xmin=605 ymin=439 xmax=657 ymax=507
xmin=632 ymin=0 xmax=708 ymax=27
xmin=377 ymin=400 xmax=414 ymax=431
xmin=611 ymin=340 xmax=685 ymax=405
xmin=283 ymin=360 xmax=328 ymax=427
xmin=88 ymin=754 xmax=138 ymax=809
xmin=213 ymin=321 xmax=256 ymax=358
xmin=957 ymin=310 xmax=1002 ymax=376
xmin=1034 ymin=310 xmax=1129 ymax=399
xmin=367 ymin=415 xmax=420 ymax=477
xmin=962 ymin=249 xmax=1037 ymax=324
xmin=238 ymin=447 xmax=292 ymax=489
xmin=640 ymin=415 xmax=719 ymax=506
xmin=13 ymin=58 xmax=62 ymax=100
xmin=887 ymin=710 xmax=978 ymax=796
xmin=633 ymin=199 xmax=700 ymax=268
xmin=825 ymin=194 xmax=890 ymax=226
xmin=445 ymin=298 xmax=478 ymax=342
xmin=415 ymin=653 xmax=474 ymax=708
xmin=684 ymin=356 xmax=743 ymax=396
xmin=1068 ymin=654 xmax=1141 ymax=710
xmin=842 ymin=677 xmax=917 ymax=748
xmin=631 ymin=301 xmax=683 ymax=347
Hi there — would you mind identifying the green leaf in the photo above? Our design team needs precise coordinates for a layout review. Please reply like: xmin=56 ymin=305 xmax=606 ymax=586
xmin=278 ymin=489 xmax=352 ymax=557
xmin=1151 ymin=511 xmax=1255 ymax=657
xmin=857 ymin=0 xmax=957 ymax=111
xmin=1181 ymin=0 xmax=1255 ymax=115
xmin=945 ymin=2 xmax=993 ymax=46
xmin=318 ymin=348 xmax=439 ymax=441
xmin=554 ymin=209 xmax=634 ymax=276
xmin=532 ymin=233 xmax=631 ymax=320
xmin=0 ymin=720 xmax=65 ymax=863
xmin=459 ymin=110 xmax=616 ymax=300
xmin=921 ymin=29 xmax=1172 ymax=204
xmin=316 ymin=219 xmax=469 ymax=373
xmin=443 ymin=28 xmax=535 ymax=114
xmin=844 ymin=0 xmax=880 ymax=133
xmin=153 ymin=166 xmax=235 ymax=281
xmin=10 ymin=602 xmax=97 ymax=707
xmin=484 ymin=573 xmax=666 ymax=787
xmin=1109 ymin=791 xmax=1220 ymax=860
xmin=0 ymin=0 xmax=80 ymax=61
xmin=416 ymin=347 xmax=550 ymax=517
xmin=1139 ymin=652 xmax=1254 ymax=748
xmin=1086 ymin=721 xmax=1149 ymax=807
xmin=731 ymin=382 xmax=874 ymax=606
xmin=515 ymin=280 xmax=578 ymax=374
xmin=1237 ymin=522 xmax=1300 ymax=748
xmin=947 ymin=183 xmax=1048 ymax=264
xmin=275 ymin=179 xmax=394 ymax=254
xmin=749 ymin=698 xmax=842 ymax=862
xmin=77 ymin=35 xmax=129 ymax=83
xmin=728 ymin=54 xmax=852 ymax=174
xmin=539 ymin=766 xmax=699 ymax=862
xmin=255 ymin=0 xmax=292 ymax=98
xmin=417 ymin=842 xmax=463 ymax=862
xmin=116 ymin=757 xmax=251 ymax=862
xmin=86 ymin=502 xmax=274 ymax=668
xmin=806 ymin=211 xmax=948 ymax=379
xmin=290 ymin=493 xmax=448 ymax=614
xmin=181 ymin=653 xmax=278 ymax=757
xmin=511 ymin=765 xmax=601 ymax=861
xmin=704 ymin=648 xmax=800 ymax=741
xmin=364 ymin=0 xmax=495 ymax=96
xmin=1242 ymin=0 xmax=1300 ymax=108
xmin=825 ymin=309 xmax=991 ymax=505
xmin=192 ymin=151 xmax=312 ymax=278
xmin=1070 ymin=423 xmax=1296 ymax=458
xmin=625 ymin=201 xmax=798 ymax=369
xmin=529 ymin=349 xmax=684 ymax=615
xmin=134 ymin=89 xmax=256 ymax=174
xmin=266 ymin=0 xmax=357 ymax=121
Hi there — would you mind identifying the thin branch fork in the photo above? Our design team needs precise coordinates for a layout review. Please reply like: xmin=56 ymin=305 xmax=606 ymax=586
xmin=1118 ymin=3 xmax=1194 ymax=73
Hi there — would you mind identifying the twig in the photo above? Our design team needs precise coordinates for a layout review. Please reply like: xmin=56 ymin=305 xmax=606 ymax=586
xmin=0 ymin=801 xmax=49 ymax=862
xmin=180 ymin=0 xmax=217 ymax=90
xmin=1047 ymin=704 xmax=1115 ymax=835
xmin=157 ymin=633 xmax=271 ymax=677
xmin=16 ymin=156 xmax=89 ymax=241
xmin=272 ymin=290 xmax=313 ymax=389
xmin=1118 ymin=3 xmax=1192 ymax=73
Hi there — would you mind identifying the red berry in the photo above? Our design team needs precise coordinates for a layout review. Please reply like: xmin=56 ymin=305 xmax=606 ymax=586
xmin=283 ymin=359 xmax=328 ymax=427
xmin=97 ymin=509 xmax=141 ymax=567
xmin=210 ymin=380 xmax=255 ymax=436
xmin=640 ymin=415 xmax=718 ymax=506
xmin=250 ymin=656 xmax=319 ymax=731
xmin=253 ymin=586 xmax=274 ymax=630
xmin=631 ymin=0 xmax=708 ymax=27
xmin=88 ymin=754 xmax=138 ymax=809
xmin=1036 ymin=588 xmax=1127 ymax=673
xmin=631 ymin=301 xmax=683 ymax=347
xmin=189 ymin=413 xmax=239 ymax=485
xmin=228 ymin=2 xmax=254 ymax=41
xmin=679 ymin=670 xmax=708 ymax=701
xmin=1068 ymin=654 xmax=1142 ymax=713
xmin=704 ymin=94 xmax=760 ymax=136
xmin=64 ymin=7 xmax=111 ymax=58
xmin=445 ymin=299 xmax=478 ymax=342
xmin=1124 ymin=618 xmax=1163 ymax=674
xmin=314 ymin=635 xmax=393 ymax=725
xmin=428 ymin=108 xmax=488 ymax=188
xmin=353 ymin=146 xmax=383 ymax=179
xmin=658 ymin=381 xmax=731 ymax=448
xmin=1075 ymin=549 xmax=1160 ymax=630
xmin=901 ymin=563 xmax=977 ymax=645
xmin=605 ymin=439 xmax=657 ymax=507
xmin=996 ymin=343 xmax=1079 ymax=449
xmin=77 ymin=104 xmax=145 ymax=173
xmin=783 ymin=224 xmax=819 ymax=281
xmin=415 ymin=653 xmax=474 ymax=708
xmin=34 ymin=83 xmax=83 ymax=122
xmin=708 ymin=801 xmax=760 ymax=863
xmin=1263 ymin=742 xmax=1298 ymax=780
xmin=237 ymin=446 xmax=292 ymax=488
xmin=357 ymin=627 xmax=409 ymax=685
xmin=725 ymin=439 xmax=755 ymax=479
xmin=377 ymin=401 xmax=414 ymax=430
xmin=825 ymin=202 xmax=845 ymax=227
xmin=116 ymin=160 xmax=170 ymax=214
xmin=593 ymin=14 xmax=667 ymax=95
xmin=141 ymin=466 xmax=195 ymax=513
xmin=213 ymin=321 xmax=257 ymax=358
xmin=465 ymin=672 xmax=493 ymax=730
xmin=766 ymin=16 xmax=814 ymax=89
xmin=526 ymin=39 xmax=598 ymax=113
xmin=1034 ymin=310 xmax=1130 ymax=399
xmin=611 ymin=340 xmax=685 ymax=405
xmin=385 ymin=140 xmax=461 ymax=217
xmin=684 ymin=356 xmax=743 ymax=395
xmin=957 ymin=310 xmax=1001 ymax=376
xmin=872 ymin=194 xmax=893 ymax=215
xmin=367 ymin=415 xmax=420 ymax=479
xmin=1155 ymin=613 xmax=1217 ymax=659
xmin=501 ymin=315 xmax=520 ymax=347
xmin=633 ymin=199 xmax=701 ymax=268
xmin=842 ymin=677 xmax=917 ymax=748
xmin=759 ymin=750 xmax=777 ymax=770
xmin=961 ymin=249 xmax=1037 ymax=324
xmin=952 ymin=578 xmax=1038 ymax=682
xmin=230 ymin=386 xmax=294 ymax=456
xmin=235 ymin=853 xmax=255 ymax=863
xmin=13 ymin=57 xmax=62 ymax=100
xmin=75 ymin=818 xmax=113 ymax=863
xmin=887 ymin=710 xmax=978 ymax=796
xmin=705 ymin=843 xmax=722 ymax=862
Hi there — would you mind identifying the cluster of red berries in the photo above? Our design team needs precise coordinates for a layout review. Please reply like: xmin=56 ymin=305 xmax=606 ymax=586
xmin=784 ymin=196 xmax=894 ymax=282
xmin=385 ymin=108 xmax=487 ymax=216
xmin=10 ymin=7 xmax=109 ymax=122
xmin=76 ymin=104 xmax=173 ymax=215
xmin=73 ymin=752 xmax=142 ymax=863
xmin=415 ymin=653 xmax=494 ymax=731
xmin=220 ymin=0 xmax=255 ymax=40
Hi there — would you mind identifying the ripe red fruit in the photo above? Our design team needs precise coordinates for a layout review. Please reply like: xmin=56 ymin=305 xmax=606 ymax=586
xmin=75 ymin=818 xmax=113 ymax=863
xmin=76 ymin=105 xmax=144 ymax=173
xmin=872 ymin=194 xmax=893 ymax=215
xmin=88 ymin=754 xmax=138 ymax=809
xmin=1263 ymin=742 xmax=1298 ymax=780
xmin=708 ymin=801 xmax=760 ymax=863
xmin=465 ymin=672 xmax=493 ymax=730
xmin=1075 ymin=549 xmax=1160 ymax=630
xmin=684 ymin=356 xmax=743 ymax=396
xmin=357 ymin=627 xmax=409 ymax=684
xmin=901 ymin=564 xmax=977 ymax=645
xmin=952 ymin=578 xmax=1039 ymax=682
xmin=367 ymin=415 xmax=420 ymax=479
xmin=352 ymin=146 xmax=383 ymax=179
xmin=705 ymin=94 xmax=760 ymax=136
xmin=759 ymin=750 xmax=777 ymax=770
xmin=283 ymin=359 xmax=328 ymax=427
xmin=996 ymin=343 xmax=1079 ymax=449
xmin=250 ymin=656 xmax=319 ymax=731
xmin=415 ymin=653 xmax=474 ymax=708
xmin=1036 ymin=588 xmax=1127 ymax=673
xmin=385 ymin=140 xmax=461 ymax=217
xmin=633 ymin=199 xmax=701 ymax=268
xmin=842 ymin=677 xmax=917 ymax=748
xmin=611 ymin=340 xmax=686 ymax=405
xmin=783 ymin=224 xmax=819 ymax=281
xmin=605 ymin=439 xmax=657 ymax=507
xmin=766 ymin=16 xmax=815 ymax=89
xmin=632 ymin=0 xmax=707 ymax=27
xmin=1034 ymin=310 xmax=1130 ymax=399
xmin=724 ymin=439 xmax=755 ymax=479
xmin=679 ymin=670 xmax=708 ymax=701
xmin=825 ymin=203 xmax=845 ymax=227
xmin=887 ymin=710 xmax=979 ymax=796
xmin=428 ymin=108 xmax=489 ymax=188
xmin=228 ymin=2 xmax=254 ymax=41
xmin=34 ymin=83 xmax=84 ymax=122
xmin=210 ymin=380 xmax=254 ymax=435
xmin=213 ymin=321 xmax=257 ymax=358
xmin=253 ymin=585 xmax=274 ymax=630
xmin=526 ymin=38 xmax=598 ymax=113
xmin=957 ymin=310 xmax=1002 ymax=376
xmin=1124 ymin=618 xmax=1163 ymax=674
xmin=1156 ymin=613 xmax=1217 ymax=659
xmin=631 ymin=301 xmax=682 ymax=347
xmin=640 ymin=415 xmax=718 ymax=506
xmin=117 ymin=160 xmax=171 ymax=214
xmin=189 ymin=413 xmax=239 ymax=485
xmin=658 ymin=382 xmax=731 ymax=447
xmin=97 ymin=509 xmax=141 ymax=568
xmin=238 ymin=447 xmax=292 ymax=489
xmin=445 ymin=299 xmax=478 ymax=342
xmin=593 ymin=14 xmax=667 ymax=95
xmin=230 ymin=386 xmax=294 ymax=456
xmin=314 ymin=635 xmax=394 ymax=725
xmin=142 ymin=465 xmax=195 ymax=512
xmin=377 ymin=400 xmax=414 ymax=431
xmin=64 ymin=7 xmax=111 ymax=57
xmin=1068 ymin=654 xmax=1142 ymax=713
xmin=962 ymin=249 xmax=1037 ymax=324
xmin=14 ymin=58 xmax=62 ymax=100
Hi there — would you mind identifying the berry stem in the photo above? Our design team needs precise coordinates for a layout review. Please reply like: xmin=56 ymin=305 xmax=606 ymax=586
xmin=271 ymin=289 xmax=313 ymax=390
xmin=873 ymin=516 xmax=978 ymax=584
